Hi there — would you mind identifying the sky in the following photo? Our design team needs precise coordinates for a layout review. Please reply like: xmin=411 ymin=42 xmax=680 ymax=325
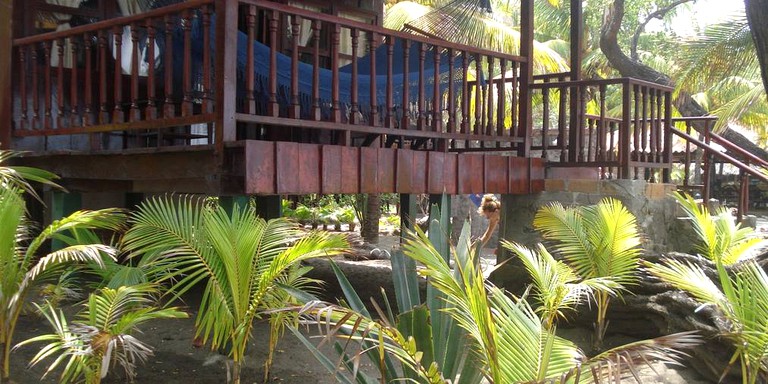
xmin=668 ymin=0 xmax=745 ymax=36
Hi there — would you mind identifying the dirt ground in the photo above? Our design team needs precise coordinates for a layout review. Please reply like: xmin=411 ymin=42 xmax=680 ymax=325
xmin=7 ymin=234 xmax=714 ymax=384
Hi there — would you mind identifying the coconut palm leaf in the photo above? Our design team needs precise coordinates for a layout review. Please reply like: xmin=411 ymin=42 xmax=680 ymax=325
xmin=122 ymin=195 xmax=348 ymax=383
xmin=0 ymin=149 xmax=63 ymax=202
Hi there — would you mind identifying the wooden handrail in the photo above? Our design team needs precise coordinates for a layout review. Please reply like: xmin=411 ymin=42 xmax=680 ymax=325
xmin=238 ymin=0 xmax=527 ymax=64
xmin=709 ymin=131 xmax=768 ymax=169
xmin=671 ymin=127 xmax=768 ymax=183
xmin=529 ymin=77 xmax=674 ymax=92
xmin=13 ymin=0 xmax=214 ymax=46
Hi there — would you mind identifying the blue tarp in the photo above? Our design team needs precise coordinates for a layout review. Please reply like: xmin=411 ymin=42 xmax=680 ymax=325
xmin=162 ymin=16 xmax=465 ymax=123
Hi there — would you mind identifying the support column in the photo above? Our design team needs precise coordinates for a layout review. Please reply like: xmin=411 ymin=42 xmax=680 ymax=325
xmin=50 ymin=191 xmax=82 ymax=250
xmin=399 ymin=193 xmax=417 ymax=243
xmin=567 ymin=0 xmax=584 ymax=162
xmin=219 ymin=195 xmax=250 ymax=216
xmin=517 ymin=0 xmax=534 ymax=158
xmin=214 ymin=0 xmax=238 ymax=150
xmin=255 ymin=195 xmax=282 ymax=220
xmin=0 ymin=0 xmax=13 ymax=148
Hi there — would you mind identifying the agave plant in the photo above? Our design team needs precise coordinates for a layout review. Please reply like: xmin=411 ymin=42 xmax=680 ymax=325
xmin=646 ymin=192 xmax=768 ymax=383
xmin=121 ymin=195 xmax=348 ymax=384
xmin=17 ymin=284 xmax=187 ymax=384
xmin=292 ymin=217 xmax=700 ymax=383
xmin=0 ymin=185 xmax=125 ymax=382
xmin=532 ymin=198 xmax=642 ymax=350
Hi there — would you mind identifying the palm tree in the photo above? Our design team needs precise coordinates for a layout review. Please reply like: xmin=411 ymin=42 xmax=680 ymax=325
xmin=646 ymin=192 xmax=768 ymax=383
xmin=532 ymin=197 xmax=642 ymax=350
xmin=0 ymin=185 xmax=125 ymax=382
xmin=293 ymin=223 xmax=700 ymax=383
xmin=0 ymin=148 xmax=62 ymax=202
xmin=121 ymin=195 xmax=348 ymax=384
xmin=501 ymin=241 xmax=619 ymax=331
xmin=17 ymin=284 xmax=187 ymax=384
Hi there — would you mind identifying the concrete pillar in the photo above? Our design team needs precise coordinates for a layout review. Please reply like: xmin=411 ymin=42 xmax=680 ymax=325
xmin=219 ymin=195 xmax=250 ymax=216
xmin=50 ymin=191 xmax=82 ymax=250
xmin=255 ymin=195 xmax=282 ymax=220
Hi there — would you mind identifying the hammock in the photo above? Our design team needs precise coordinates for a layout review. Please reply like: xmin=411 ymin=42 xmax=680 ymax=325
xmin=160 ymin=16 xmax=466 ymax=125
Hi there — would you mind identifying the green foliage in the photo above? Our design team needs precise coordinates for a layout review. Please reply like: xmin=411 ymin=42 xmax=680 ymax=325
xmin=122 ymin=195 xmax=349 ymax=384
xmin=647 ymin=192 xmax=768 ymax=383
xmin=293 ymin=218 xmax=699 ymax=383
xmin=0 ymin=185 xmax=125 ymax=381
xmin=17 ymin=284 xmax=187 ymax=384
xmin=532 ymin=198 xmax=642 ymax=349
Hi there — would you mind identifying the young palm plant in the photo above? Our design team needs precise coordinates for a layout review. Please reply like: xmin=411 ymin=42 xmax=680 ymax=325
xmin=121 ymin=195 xmax=348 ymax=384
xmin=0 ymin=186 xmax=125 ymax=382
xmin=646 ymin=192 xmax=768 ymax=383
xmin=17 ymin=284 xmax=186 ymax=384
xmin=532 ymin=198 xmax=642 ymax=350
xmin=293 ymin=222 xmax=700 ymax=383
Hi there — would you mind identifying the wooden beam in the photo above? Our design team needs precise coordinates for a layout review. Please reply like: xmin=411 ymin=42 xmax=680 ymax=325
xmin=0 ymin=0 xmax=12 ymax=148
xmin=214 ymin=0 xmax=238 ymax=149
xmin=517 ymin=0 xmax=534 ymax=157
xmin=567 ymin=0 xmax=584 ymax=162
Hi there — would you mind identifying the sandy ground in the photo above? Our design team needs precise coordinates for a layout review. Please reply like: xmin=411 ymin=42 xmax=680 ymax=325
xmin=7 ymin=233 xmax=714 ymax=383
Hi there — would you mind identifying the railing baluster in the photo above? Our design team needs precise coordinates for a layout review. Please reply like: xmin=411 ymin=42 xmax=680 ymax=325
xmin=330 ymin=23 xmax=341 ymax=123
xmin=267 ymin=10 xmax=279 ymax=117
xmin=19 ymin=46 xmax=27 ymax=130
xmin=84 ymin=33 xmax=93 ymax=125
xmin=163 ymin=15 xmax=175 ymax=118
xmin=632 ymin=84 xmax=640 ymax=178
xmin=656 ymin=90 xmax=664 ymax=162
xmin=400 ymin=39 xmax=410 ymax=130
xmin=385 ymin=35 xmax=394 ymax=128
xmin=349 ymin=28 xmax=359 ymax=124
xmin=587 ymin=117 xmax=594 ymax=161
xmin=201 ymin=6 xmax=212 ymax=113
xmin=485 ymin=56 xmax=494 ymax=138
xmin=417 ymin=43 xmax=426 ymax=131
xmin=447 ymin=48 xmax=455 ymax=135
xmin=558 ymin=83 xmax=567 ymax=161
xmin=146 ymin=20 xmax=157 ymax=119
xmin=598 ymin=84 xmax=607 ymax=161
xmin=181 ymin=10 xmax=193 ymax=117
xmin=43 ymin=41 xmax=52 ymax=129
xmin=473 ymin=54 xmax=481 ymax=138
xmin=497 ymin=57 xmax=506 ymax=141
xmin=369 ymin=31 xmax=378 ymax=126
xmin=684 ymin=122 xmax=692 ymax=188
xmin=56 ymin=38 xmax=65 ymax=128
xmin=648 ymin=89 xmax=656 ymax=172
xmin=311 ymin=19 xmax=321 ymax=121
xmin=460 ymin=51 xmax=469 ymax=135
xmin=69 ymin=38 xmax=79 ymax=127
xmin=432 ymin=45 xmax=441 ymax=133
xmin=112 ymin=26 xmax=124 ymax=123
xmin=129 ymin=23 xmax=141 ymax=121
xmin=511 ymin=61 xmax=519 ymax=141
xmin=641 ymin=86 xmax=648 ymax=163
xmin=541 ymin=78 xmax=550 ymax=160
xmin=244 ymin=5 xmax=256 ymax=114
xmin=289 ymin=14 xmax=301 ymax=118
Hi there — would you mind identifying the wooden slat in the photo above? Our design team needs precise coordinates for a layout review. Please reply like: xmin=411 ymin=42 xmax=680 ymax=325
xmin=298 ymin=144 xmax=320 ymax=193
xmin=442 ymin=153 xmax=458 ymax=194
xmin=377 ymin=148 xmax=396 ymax=192
xmin=340 ymin=146 xmax=359 ymax=193
xmin=245 ymin=141 xmax=275 ymax=194
xmin=321 ymin=145 xmax=342 ymax=194
xmin=396 ymin=149 xmax=413 ymax=193
xmin=412 ymin=151 xmax=427 ymax=193
xmin=427 ymin=151 xmax=445 ymax=194
xmin=360 ymin=147 xmax=378 ymax=193
xmin=275 ymin=142 xmax=299 ymax=193
xmin=484 ymin=155 xmax=507 ymax=193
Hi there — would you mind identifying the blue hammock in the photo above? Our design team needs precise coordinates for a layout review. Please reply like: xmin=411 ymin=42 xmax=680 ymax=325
xmin=161 ymin=16 xmax=465 ymax=124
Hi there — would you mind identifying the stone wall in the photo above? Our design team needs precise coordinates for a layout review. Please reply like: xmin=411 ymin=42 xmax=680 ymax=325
xmin=491 ymin=179 xmax=693 ymax=290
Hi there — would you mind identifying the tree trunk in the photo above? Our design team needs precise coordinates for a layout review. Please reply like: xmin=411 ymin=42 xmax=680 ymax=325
xmin=745 ymin=0 xmax=768 ymax=99
xmin=361 ymin=193 xmax=380 ymax=243
xmin=1 ymin=340 xmax=8 ymax=383
xmin=600 ymin=0 xmax=768 ymax=162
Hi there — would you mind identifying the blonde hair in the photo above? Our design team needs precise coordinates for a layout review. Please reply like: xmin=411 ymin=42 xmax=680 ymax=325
xmin=477 ymin=194 xmax=500 ymax=215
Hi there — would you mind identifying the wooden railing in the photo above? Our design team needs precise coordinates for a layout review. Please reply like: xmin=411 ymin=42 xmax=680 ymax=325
xmin=671 ymin=116 xmax=768 ymax=220
xmin=12 ymin=0 xmax=216 ymax=150
xmin=530 ymin=77 xmax=674 ymax=182
xmin=10 ymin=0 xmax=529 ymax=152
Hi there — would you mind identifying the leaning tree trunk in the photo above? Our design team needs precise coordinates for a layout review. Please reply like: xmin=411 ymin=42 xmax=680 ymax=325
xmin=745 ymin=0 xmax=768 ymax=100
xmin=600 ymin=0 xmax=768 ymax=162
xmin=361 ymin=193 xmax=380 ymax=244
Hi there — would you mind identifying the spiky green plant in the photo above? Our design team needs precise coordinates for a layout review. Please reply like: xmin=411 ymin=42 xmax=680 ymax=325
xmin=0 ymin=185 xmax=125 ymax=382
xmin=292 ymin=220 xmax=700 ymax=383
xmin=121 ymin=195 xmax=348 ymax=384
xmin=532 ymin=198 xmax=642 ymax=350
xmin=646 ymin=192 xmax=768 ymax=383
xmin=17 ymin=284 xmax=187 ymax=384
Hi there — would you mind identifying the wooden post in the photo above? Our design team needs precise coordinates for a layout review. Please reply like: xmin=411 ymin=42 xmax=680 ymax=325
xmin=0 ymin=0 xmax=12 ymax=148
xmin=619 ymin=80 xmax=632 ymax=179
xmin=255 ymin=195 xmax=282 ymax=220
xmin=399 ymin=193 xmax=417 ymax=244
xmin=517 ymin=0 xmax=534 ymax=157
xmin=567 ymin=0 xmax=583 ymax=162
xmin=214 ymin=0 xmax=238 ymax=148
